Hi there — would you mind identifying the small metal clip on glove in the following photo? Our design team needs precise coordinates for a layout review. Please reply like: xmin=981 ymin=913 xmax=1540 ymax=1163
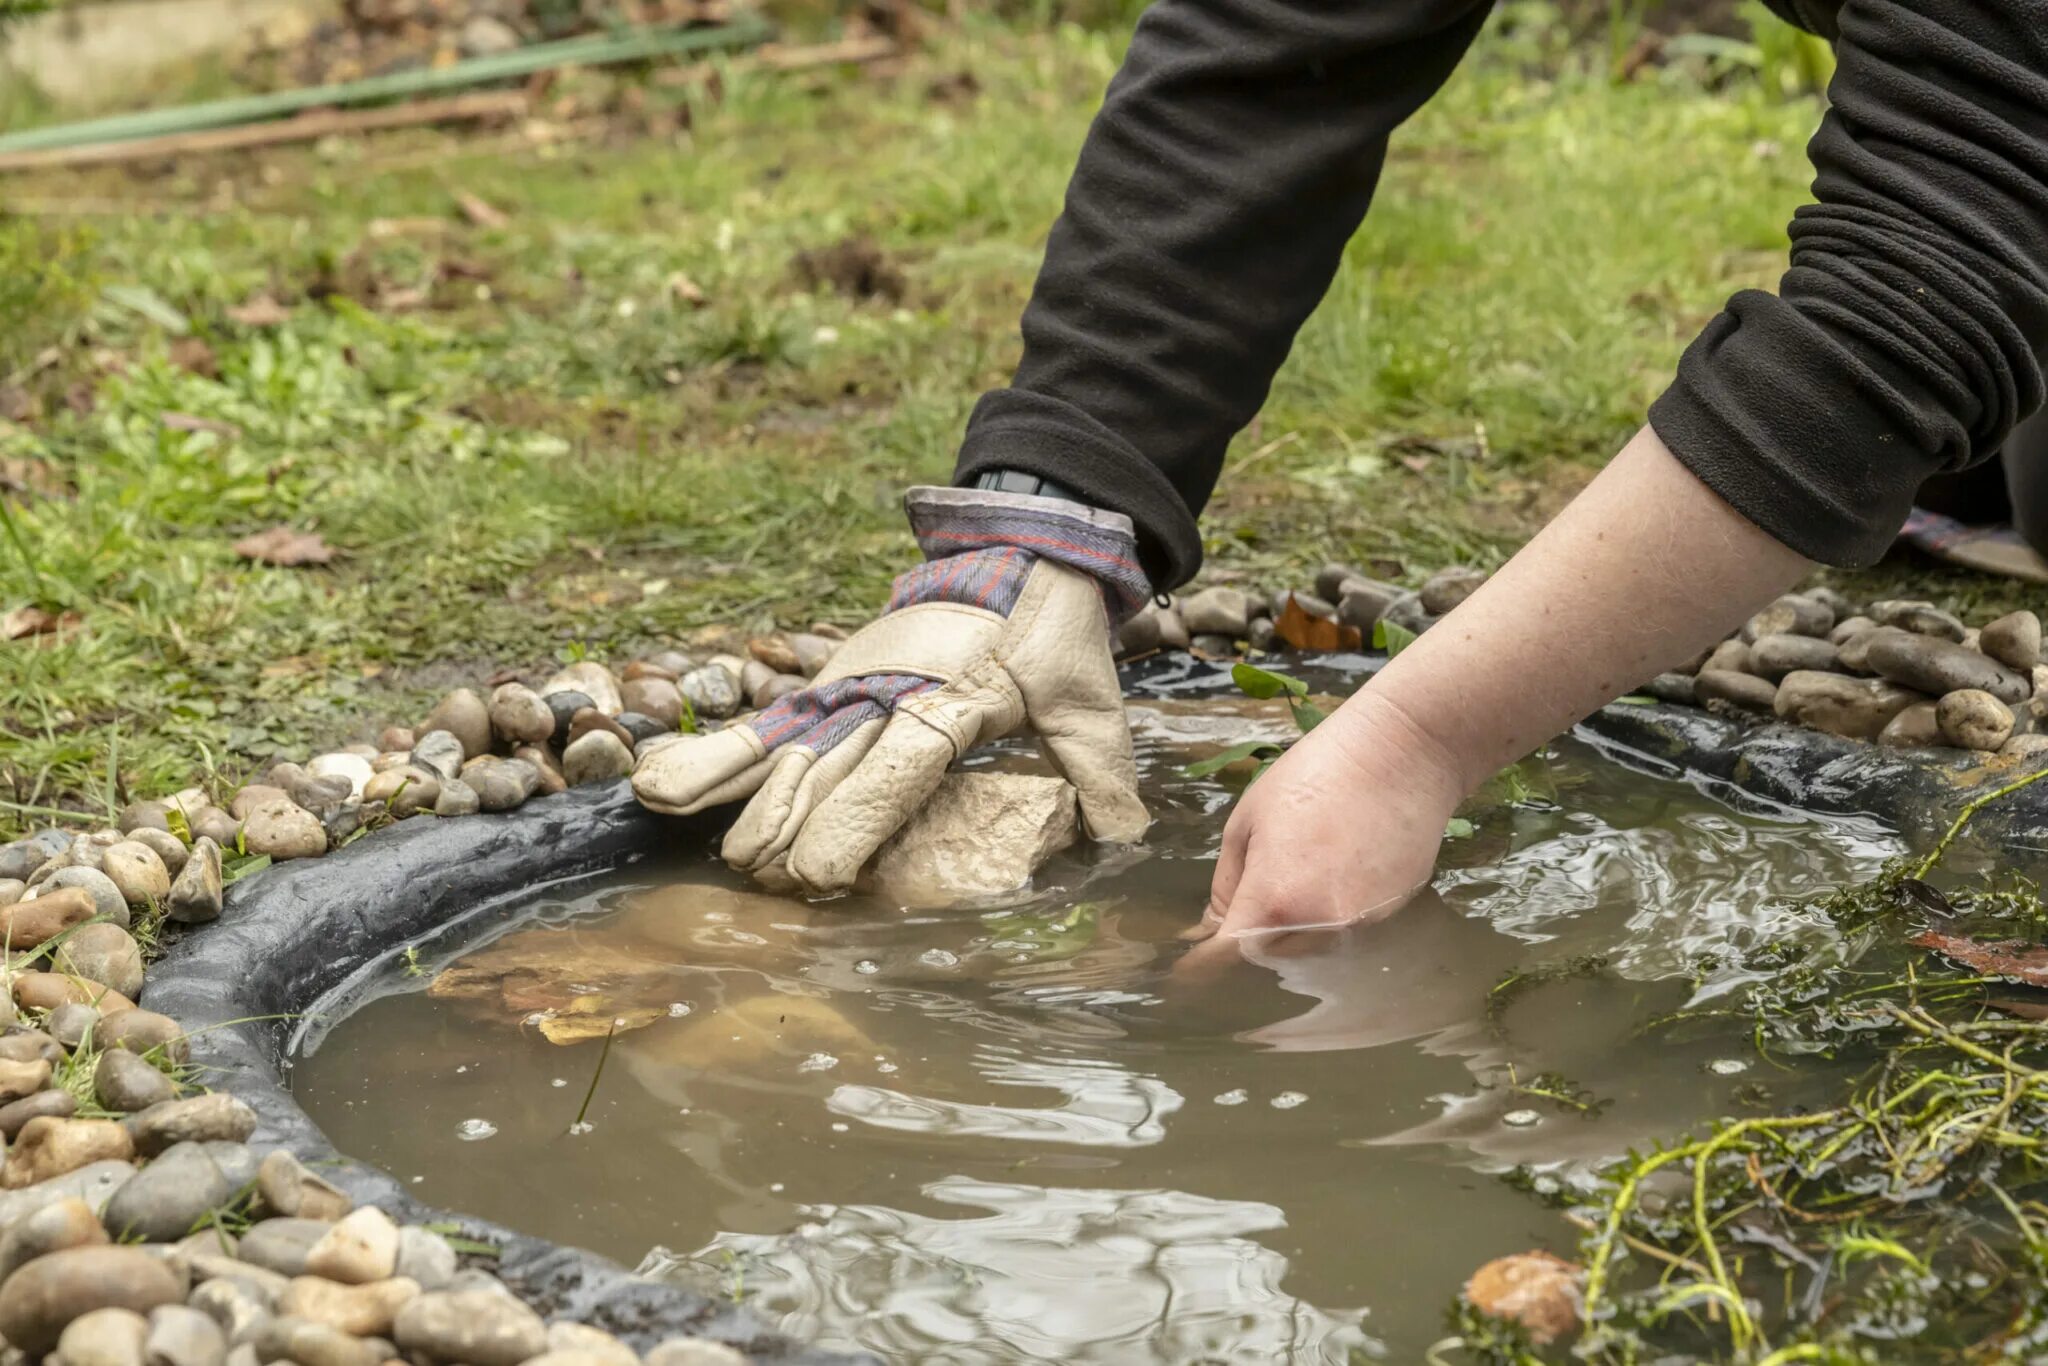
xmin=630 ymin=485 xmax=1154 ymax=892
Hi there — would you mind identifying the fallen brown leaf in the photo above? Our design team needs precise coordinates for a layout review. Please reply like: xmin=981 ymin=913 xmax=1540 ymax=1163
xmin=454 ymin=189 xmax=509 ymax=229
xmin=168 ymin=336 xmax=219 ymax=379
xmin=1273 ymin=595 xmax=1362 ymax=652
xmin=226 ymin=295 xmax=291 ymax=327
xmin=161 ymin=412 xmax=240 ymax=438
xmin=665 ymin=271 xmax=707 ymax=308
xmin=1464 ymin=1250 xmax=1583 ymax=1347
xmin=3 ymin=606 xmax=82 ymax=642
xmin=232 ymin=525 xmax=336 ymax=567
xmin=377 ymin=286 xmax=427 ymax=313
xmin=1910 ymin=930 xmax=2048 ymax=987
xmin=1989 ymin=997 xmax=2048 ymax=1021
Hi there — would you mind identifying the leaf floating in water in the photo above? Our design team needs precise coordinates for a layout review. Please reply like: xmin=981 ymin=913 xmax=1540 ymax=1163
xmin=1909 ymin=930 xmax=2048 ymax=987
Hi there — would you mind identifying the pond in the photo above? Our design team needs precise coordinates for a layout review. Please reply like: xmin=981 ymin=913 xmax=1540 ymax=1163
xmin=291 ymin=691 xmax=1903 ymax=1362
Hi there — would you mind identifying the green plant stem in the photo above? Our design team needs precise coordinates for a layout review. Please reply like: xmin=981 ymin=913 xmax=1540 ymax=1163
xmin=570 ymin=1018 xmax=618 ymax=1131
xmin=1912 ymin=764 xmax=2048 ymax=879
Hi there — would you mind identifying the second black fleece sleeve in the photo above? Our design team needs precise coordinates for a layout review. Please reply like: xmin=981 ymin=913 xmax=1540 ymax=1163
xmin=954 ymin=0 xmax=1495 ymax=590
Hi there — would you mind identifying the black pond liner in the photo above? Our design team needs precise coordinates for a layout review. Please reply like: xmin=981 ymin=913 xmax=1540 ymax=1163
xmin=141 ymin=654 xmax=2048 ymax=1361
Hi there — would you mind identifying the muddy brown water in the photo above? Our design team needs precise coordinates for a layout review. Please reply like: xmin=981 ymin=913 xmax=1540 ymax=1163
xmin=294 ymin=698 xmax=1900 ymax=1362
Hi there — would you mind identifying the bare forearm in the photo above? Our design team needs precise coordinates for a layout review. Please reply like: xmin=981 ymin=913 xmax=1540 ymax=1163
xmin=1349 ymin=425 xmax=1813 ymax=795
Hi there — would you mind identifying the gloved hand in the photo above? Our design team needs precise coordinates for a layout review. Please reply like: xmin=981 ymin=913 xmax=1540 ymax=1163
xmin=631 ymin=486 xmax=1153 ymax=892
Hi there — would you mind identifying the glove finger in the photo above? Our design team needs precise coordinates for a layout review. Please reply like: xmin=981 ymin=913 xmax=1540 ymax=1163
xmin=787 ymin=706 xmax=984 ymax=894
xmin=721 ymin=717 xmax=885 ymax=872
xmin=1035 ymin=698 xmax=1149 ymax=843
xmin=630 ymin=726 xmax=771 ymax=816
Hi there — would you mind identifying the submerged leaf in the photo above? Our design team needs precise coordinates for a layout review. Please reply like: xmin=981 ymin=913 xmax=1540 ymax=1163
xmin=1181 ymin=739 xmax=1285 ymax=778
xmin=1909 ymin=930 xmax=2048 ymax=986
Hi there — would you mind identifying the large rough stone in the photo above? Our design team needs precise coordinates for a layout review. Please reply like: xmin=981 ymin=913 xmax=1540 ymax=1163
xmin=0 ymin=1246 xmax=184 ymax=1353
xmin=1772 ymin=671 xmax=1922 ymax=741
xmin=870 ymin=772 xmax=1078 ymax=906
xmin=393 ymin=1289 xmax=547 ymax=1366
xmin=1868 ymin=633 xmax=2031 ymax=704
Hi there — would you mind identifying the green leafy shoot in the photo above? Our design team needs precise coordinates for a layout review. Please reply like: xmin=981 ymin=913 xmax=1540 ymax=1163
xmin=1231 ymin=662 xmax=1324 ymax=731
xmin=1372 ymin=619 xmax=1419 ymax=657
xmin=1181 ymin=739 xmax=1287 ymax=780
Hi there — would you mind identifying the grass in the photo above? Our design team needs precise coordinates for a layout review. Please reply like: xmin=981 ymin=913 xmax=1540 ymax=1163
xmin=0 ymin=3 xmax=1976 ymax=836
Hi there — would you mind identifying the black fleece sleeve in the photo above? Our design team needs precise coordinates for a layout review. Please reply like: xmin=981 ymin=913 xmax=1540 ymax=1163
xmin=1650 ymin=0 xmax=2048 ymax=566
xmin=954 ymin=0 xmax=1495 ymax=590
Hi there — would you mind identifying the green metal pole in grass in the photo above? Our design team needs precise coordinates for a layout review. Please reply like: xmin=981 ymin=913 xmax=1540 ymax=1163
xmin=0 ymin=15 xmax=774 ymax=155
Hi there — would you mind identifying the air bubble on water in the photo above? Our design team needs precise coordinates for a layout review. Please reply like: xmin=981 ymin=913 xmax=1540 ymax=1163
xmin=1502 ymin=1109 xmax=1541 ymax=1128
xmin=455 ymin=1065 xmax=468 ymax=1074
xmin=1213 ymin=1089 xmax=1248 ymax=1107
xmin=830 ymin=1122 xmax=849 ymax=1133
xmin=1270 ymin=1091 xmax=1307 ymax=1110
xmin=411 ymin=1175 xmax=424 ymax=1184
xmin=799 ymin=1053 xmax=840 ymax=1073
xmin=769 ymin=1182 xmax=786 ymax=1193
xmin=730 ymin=931 xmax=767 ymax=946
xmin=568 ymin=1121 xmax=594 ymax=1136
xmin=877 ymin=1061 xmax=898 ymax=1074
xmin=550 ymin=1079 xmax=567 ymax=1088
xmin=668 ymin=1002 xmax=692 ymax=1017
xmin=854 ymin=960 xmax=881 ymax=975
xmin=918 ymin=949 xmax=960 ymax=969
xmin=456 ymin=1118 xmax=497 ymax=1141
xmin=1707 ymin=1058 xmax=1749 ymax=1076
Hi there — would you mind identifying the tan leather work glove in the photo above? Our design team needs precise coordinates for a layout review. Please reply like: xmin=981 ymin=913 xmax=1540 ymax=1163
xmin=631 ymin=486 xmax=1153 ymax=892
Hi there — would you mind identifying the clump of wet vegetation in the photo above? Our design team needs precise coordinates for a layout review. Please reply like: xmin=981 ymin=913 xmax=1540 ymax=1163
xmin=1450 ymin=771 xmax=2048 ymax=1363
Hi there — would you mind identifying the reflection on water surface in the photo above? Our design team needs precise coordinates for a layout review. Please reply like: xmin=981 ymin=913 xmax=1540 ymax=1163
xmin=294 ymin=700 xmax=1899 ymax=1361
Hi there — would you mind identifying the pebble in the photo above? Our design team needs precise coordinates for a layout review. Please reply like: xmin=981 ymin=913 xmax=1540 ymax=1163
xmin=57 ymin=1305 xmax=151 ymax=1366
xmin=487 ymin=685 xmax=554 ymax=747
xmin=1772 ymin=671 xmax=1923 ymax=741
xmin=241 ymin=800 xmax=326 ymax=861
xmin=251 ymin=1315 xmax=383 ymax=1366
xmin=1878 ymin=701 xmax=1943 ymax=748
xmin=0 ymin=1057 xmax=50 ymax=1105
xmin=562 ymin=732 xmax=634 ymax=786
xmin=1179 ymin=587 xmax=1253 ymax=638
xmin=305 ymin=754 xmax=373 ymax=803
xmin=471 ymin=760 xmax=541 ymax=813
xmin=103 ymin=1143 xmax=233 ymax=1244
xmin=544 ymin=1322 xmax=638 ymax=1364
xmin=1937 ymin=689 xmax=2015 ymax=751
xmin=95 ymin=1049 xmax=177 ymax=1113
xmin=375 ymin=726 xmax=417 ymax=754
xmin=2003 ymin=733 xmax=2048 ymax=760
xmin=1748 ymin=634 xmax=1839 ymax=680
xmin=1834 ymin=625 xmax=1911 ymax=674
xmin=1693 ymin=670 xmax=1777 ymax=714
xmin=5 ymin=1117 xmax=133 ymax=1188
xmin=1418 ymin=566 xmax=1486 ymax=615
xmin=1870 ymin=599 xmax=1967 ymax=641
xmin=283 ymin=772 xmax=352 ymax=821
xmin=1867 ymin=633 xmax=2031 ymax=704
xmin=101 ymin=843 xmax=172 ymax=907
xmin=1743 ymin=594 xmax=1833 ymax=640
xmin=543 ymin=663 xmax=624 ymax=717
xmin=1115 ymin=604 xmax=1168 ymax=656
xmin=645 ymin=1340 xmax=749 ymax=1366
xmin=432 ymin=778 xmax=480 ymax=818
xmin=1642 ymin=673 xmax=1697 ymax=706
xmin=100 ymin=1010 xmax=191 ymax=1064
xmin=1190 ymin=633 xmax=1238 ymax=656
xmin=1980 ymin=610 xmax=2043 ymax=672
xmin=362 ymin=767 xmax=439 ymax=817
xmin=392 ymin=1228 xmax=455 ymax=1292
xmin=0 ymin=831 xmax=69 ymax=881
xmin=408 ymin=733 xmax=465 ymax=785
xmin=544 ymin=691 xmax=596 ymax=749
xmin=622 ymin=659 xmax=677 ymax=683
xmin=1247 ymin=617 xmax=1277 ymax=650
xmin=421 ymin=690 xmax=492 ymax=761
xmin=1311 ymin=562 xmax=1368 ymax=600
xmin=3 ymin=885 xmax=102 ymax=943
xmin=189 ymin=1278 xmax=273 ymax=1346
xmin=1271 ymin=589 xmax=1336 ymax=621
xmin=58 ymin=923 xmax=147 ymax=999
xmin=678 ymin=666 xmax=741 ymax=720
xmin=0 ymin=1197 xmax=108 ymax=1279
xmin=48 ymin=1003 xmax=100 ymax=1050
xmin=147 ymin=1303 xmax=228 ymax=1366
xmin=648 ymin=649 xmax=700 ymax=675
xmin=1827 ymin=614 xmax=1876 ymax=645
xmin=255 ymin=1151 xmax=351 ymax=1222
xmin=393 ymin=1289 xmax=548 ymax=1366
xmin=166 ymin=838 xmax=224 ymax=924
xmin=304 ymin=1207 xmax=399 ymax=1285
xmin=0 ymin=1159 xmax=130 ymax=1230
xmin=117 ymin=803 xmax=172 ymax=836
xmin=189 ymin=808 xmax=241 ymax=850
xmin=608 ymin=712 xmax=664 ymax=746
xmin=1155 ymin=606 xmax=1191 ymax=650
xmin=0 ymin=1030 xmax=61 ymax=1065
xmin=0 ymin=1088 xmax=76 ymax=1137
xmin=1382 ymin=592 xmax=1434 ymax=636
xmin=126 ymin=829 xmax=189 ymax=880
xmin=236 ymin=1220 xmax=333 ymax=1279
xmin=789 ymin=633 xmax=838 ymax=677
xmin=276 ymin=1277 xmax=418 ymax=1338
xmin=0 ymin=1246 xmax=184 ymax=1353
xmin=13 ymin=973 xmax=135 ymax=1015
xmin=123 ymin=1094 xmax=255 ymax=1156
xmin=226 ymin=787 xmax=287 ymax=822
xmin=566 ymin=709 xmax=634 ymax=751
xmin=0 ymin=877 xmax=22 ymax=904
xmin=746 ymin=636 xmax=802 ymax=675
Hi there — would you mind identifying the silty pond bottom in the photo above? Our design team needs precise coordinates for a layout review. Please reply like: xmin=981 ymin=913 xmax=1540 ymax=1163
xmin=293 ymin=688 xmax=1906 ymax=1362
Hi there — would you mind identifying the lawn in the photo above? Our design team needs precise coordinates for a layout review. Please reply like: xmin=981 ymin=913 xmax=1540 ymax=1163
xmin=0 ymin=4 xmax=1888 ymax=834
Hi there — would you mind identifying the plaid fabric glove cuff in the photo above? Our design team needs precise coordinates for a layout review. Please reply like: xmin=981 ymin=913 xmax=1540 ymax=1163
xmin=900 ymin=485 xmax=1153 ymax=622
